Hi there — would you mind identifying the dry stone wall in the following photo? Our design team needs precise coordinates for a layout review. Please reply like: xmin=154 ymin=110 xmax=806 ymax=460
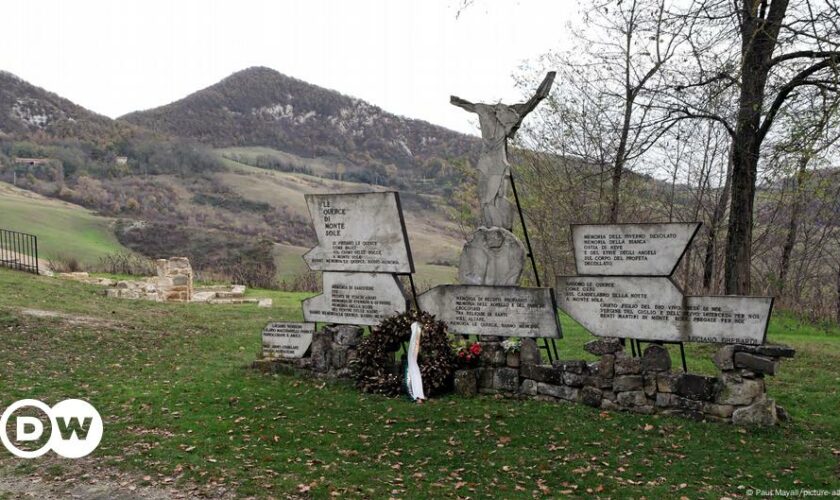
xmin=455 ymin=338 xmax=794 ymax=426
xmin=254 ymin=330 xmax=795 ymax=427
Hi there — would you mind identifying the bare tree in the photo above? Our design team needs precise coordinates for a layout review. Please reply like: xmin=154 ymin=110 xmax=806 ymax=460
xmin=670 ymin=0 xmax=840 ymax=294
xmin=519 ymin=0 xmax=687 ymax=223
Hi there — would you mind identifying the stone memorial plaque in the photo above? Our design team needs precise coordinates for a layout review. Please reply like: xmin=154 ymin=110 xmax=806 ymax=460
xmin=418 ymin=285 xmax=562 ymax=338
xmin=556 ymin=276 xmax=772 ymax=345
xmin=303 ymin=272 xmax=409 ymax=325
xmin=303 ymin=192 xmax=414 ymax=273
xmin=262 ymin=322 xmax=315 ymax=358
xmin=572 ymin=223 xmax=700 ymax=276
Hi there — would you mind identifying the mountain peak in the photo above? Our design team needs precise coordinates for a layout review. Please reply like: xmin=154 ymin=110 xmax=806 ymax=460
xmin=120 ymin=67 xmax=478 ymax=175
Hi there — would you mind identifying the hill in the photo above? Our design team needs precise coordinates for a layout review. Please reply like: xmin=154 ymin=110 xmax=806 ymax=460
xmin=0 ymin=69 xmax=463 ymax=286
xmin=0 ymin=181 xmax=128 ymax=266
xmin=0 ymin=71 xmax=134 ymax=144
xmin=120 ymin=67 xmax=478 ymax=193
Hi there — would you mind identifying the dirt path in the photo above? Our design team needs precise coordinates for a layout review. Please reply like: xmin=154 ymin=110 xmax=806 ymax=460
xmin=0 ymin=468 xmax=200 ymax=499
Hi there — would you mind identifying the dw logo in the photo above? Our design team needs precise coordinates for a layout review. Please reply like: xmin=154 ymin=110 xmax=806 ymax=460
xmin=0 ymin=399 xmax=103 ymax=459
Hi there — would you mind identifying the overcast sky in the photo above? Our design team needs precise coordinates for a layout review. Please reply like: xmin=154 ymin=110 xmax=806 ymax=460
xmin=2 ymin=0 xmax=576 ymax=136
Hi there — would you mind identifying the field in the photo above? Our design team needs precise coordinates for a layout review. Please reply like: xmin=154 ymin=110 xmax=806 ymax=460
xmin=0 ymin=182 xmax=128 ymax=266
xmin=0 ymin=268 xmax=838 ymax=498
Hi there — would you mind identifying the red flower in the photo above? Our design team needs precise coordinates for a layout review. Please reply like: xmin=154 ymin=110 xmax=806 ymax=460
xmin=470 ymin=343 xmax=482 ymax=356
xmin=465 ymin=354 xmax=472 ymax=362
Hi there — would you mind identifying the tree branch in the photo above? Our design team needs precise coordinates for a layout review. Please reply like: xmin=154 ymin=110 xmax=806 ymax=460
xmin=758 ymin=55 xmax=840 ymax=141
xmin=770 ymin=50 xmax=840 ymax=67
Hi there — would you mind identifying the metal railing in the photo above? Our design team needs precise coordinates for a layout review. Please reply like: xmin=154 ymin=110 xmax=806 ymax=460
xmin=0 ymin=229 xmax=39 ymax=274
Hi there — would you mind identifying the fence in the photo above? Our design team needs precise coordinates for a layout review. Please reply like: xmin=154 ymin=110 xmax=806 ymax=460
xmin=0 ymin=229 xmax=39 ymax=274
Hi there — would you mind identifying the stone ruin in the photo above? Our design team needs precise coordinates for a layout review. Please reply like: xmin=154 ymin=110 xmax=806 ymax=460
xmin=58 ymin=257 xmax=272 ymax=307
xmin=104 ymin=257 xmax=193 ymax=302
xmin=254 ymin=331 xmax=795 ymax=427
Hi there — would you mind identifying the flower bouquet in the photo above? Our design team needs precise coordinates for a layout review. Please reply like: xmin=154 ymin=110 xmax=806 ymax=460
xmin=452 ymin=339 xmax=482 ymax=368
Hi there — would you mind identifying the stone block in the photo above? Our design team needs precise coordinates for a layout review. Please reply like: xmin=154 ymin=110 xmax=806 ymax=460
xmin=519 ymin=379 xmax=538 ymax=396
xmin=671 ymin=395 xmax=704 ymax=412
xmin=598 ymin=354 xmax=615 ymax=379
xmin=519 ymin=364 xmax=564 ymax=385
xmin=713 ymin=345 xmax=736 ymax=371
xmin=480 ymin=342 xmax=502 ymax=365
xmin=334 ymin=325 xmax=363 ymax=346
xmin=583 ymin=375 xmax=613 ymax=390
xmin=478 ymin=367 xmax=495 ymax=389
xmin=732 ymin=395 xmax=777 ymax=427
xmin=716 ymin=374 xmax=764 ymax=406
xmin=614 ymin=354 xmax=642 ymax=375
xmin=616 ymin=391 xmax=648 ymax=407
xmin=454 ymin=369 xmax=478 ymax=397
xmin=632 ymin=405 xmax=655 ymax=415
xmin=506 ymin=352 xmax=520 ymax=368
xmin=310 ymin=331 xmax=333 ymax=373
xmin=519 ymin=338 xmax=541 ymax=365
xmin=655 ymin=393 xmax=673 ymax=408
xmin=580 ymin=386 xmax=602 ymax=408
xmin=562 ymin=371 xmax=585 ymax=388
xmin=656 ymin=372 xmax=680 ymax=393
xmin=537 ymin=383 xmax=579 ymax=401
xmin=331 ymin=346 xmax=350 ymax=369
xmin=257 ymin=298 xmax=272 ymax=308
xmin=641 ymin=345 xmax=671 ymax=372
xmin=676 ymin=373 xmax=719 ymax=401
xmin=311 ymin=348 xmax=330 ymax=373
xmin=584 ymin=338 xmax=624 ymax=356
xmin=554 ymin=360 xmax=588 ymax=374
xmin=492 ymin=348 xmax=507 ymax=366
xmin=494 ymin=368 xmax=519 ymax=392
xmin=643 ymin=374 xmax=657 ymax=397
xmin=735 ymin=344 xmax=795 ymax=358
xmin=601 ymin=399 xmax=620 ymax=411
xmin=733 ymin=352 xmax=779 ymax=375
xmin=704 ymin=403 xmax=735 ymax=419
xmin=613 ymin=375 xmax=643 ymax=392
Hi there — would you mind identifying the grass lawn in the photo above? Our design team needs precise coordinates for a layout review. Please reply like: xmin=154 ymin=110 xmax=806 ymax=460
xmin=0 ymin=182 xmax=128 ymax=266
xmin=0 ymin=268 xmax=838 ymax=497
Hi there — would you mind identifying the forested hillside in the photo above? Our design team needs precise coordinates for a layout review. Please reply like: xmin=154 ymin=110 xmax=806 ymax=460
xmin=121 ymin=67 xmax=479 ymax=193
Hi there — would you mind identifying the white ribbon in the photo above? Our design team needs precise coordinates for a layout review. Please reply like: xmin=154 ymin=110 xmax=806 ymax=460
xmin=405 ymin=321 xmax=425 ymax=401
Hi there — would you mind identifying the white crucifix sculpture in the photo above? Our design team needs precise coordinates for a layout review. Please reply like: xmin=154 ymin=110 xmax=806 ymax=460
xmin=450 ymin=72 xmax=555 ymax=286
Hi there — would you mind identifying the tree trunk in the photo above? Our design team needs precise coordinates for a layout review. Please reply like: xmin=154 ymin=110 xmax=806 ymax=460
xmin=703 ymin=154 xmax=732 ymax=292
xmin=724 ymin=0 xmax=788 ymax=295
xmin=777 ymin=156 xmax=809 ymax=294
xmin=608 ymin=25 xmax=636 ymax=224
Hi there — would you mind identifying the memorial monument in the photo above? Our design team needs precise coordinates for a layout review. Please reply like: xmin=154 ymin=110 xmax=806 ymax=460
xmin=556 ymin=223 xmax=774 ymax=346
xmin=302 ymin=191 xmax=414 ymax=325
xmin=416 ymin=72 xmax=561 ymax=348
xmin=450 ymin=71 xmax=555 ymax=286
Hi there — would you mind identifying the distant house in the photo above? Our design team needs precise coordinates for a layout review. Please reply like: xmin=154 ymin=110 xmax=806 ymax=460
xmin=9 ymin=157 xmax=64 ymax=186
xmin=13 ymin=157 xmax=55 ymax=166
xmin=115 ymin=156 xmax=128 ymax=165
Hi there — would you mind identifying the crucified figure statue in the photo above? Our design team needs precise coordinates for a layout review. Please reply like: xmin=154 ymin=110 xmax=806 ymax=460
xmin=450 ymin=71 xmax=555 ymax=232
